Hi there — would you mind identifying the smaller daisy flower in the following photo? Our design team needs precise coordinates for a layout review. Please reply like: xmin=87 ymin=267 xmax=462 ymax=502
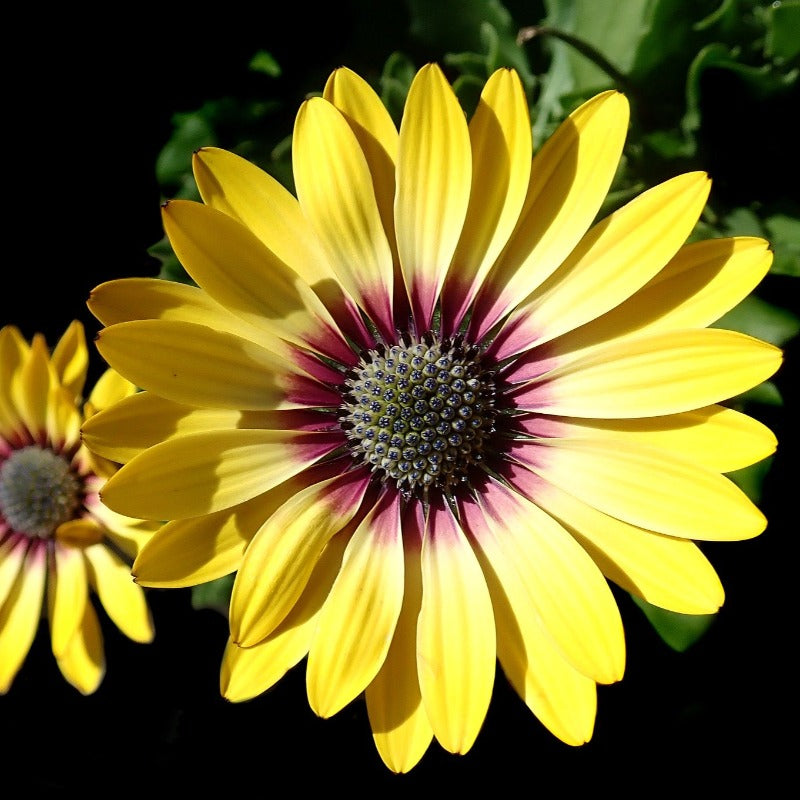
xmin=0 ymin=321 xmax=157 ymax=694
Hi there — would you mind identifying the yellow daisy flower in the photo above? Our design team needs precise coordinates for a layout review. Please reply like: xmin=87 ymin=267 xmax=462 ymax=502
xmin=83 ymin=63 xmax=782 ymax=772
xmin=0 ymin=321 xmax=157 ymax=695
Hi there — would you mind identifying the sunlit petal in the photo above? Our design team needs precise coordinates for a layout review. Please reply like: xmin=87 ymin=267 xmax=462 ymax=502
xmin=0 ymin=542 xmax=46 ymax=693
xmin=366 ymin=504 xmax=433 ymax=773
xmin=491 ymin=172 xmax=711 ymax=358
xmin=507 ymin=462 xmax=725 ymax=614
xmin=222 ymin=531 xmax=348 ymax=702
xmin=307 ymin=490 xmax=404 ymax=718
xmin=468 ymin=477 xmax=625 ymax=684
xmin=441 ymin=68 xmax=531 ymax=337
xmin=95 ymin=320 xmax=325 ymax=411
xmin=511 ymin=329 xmax=783 ymax=418
xmin=101 ymin=428 xmax=341 ymax=520
xmin=162 ymin=199 xmax=354 ymax=365
xmin=470 ymin=90 xmax=629 ymax=339
xmin=81 ymin=387 xmax=332 ymax=465
xmin=47 ymin=542 xmax=88 ymax=656
xmin=231 ymin=469 xmax=371 ymax=645
xmin=417 ymin=497 xmax=495 ymax=754
xmin=518 ymin=437 xmax=766 ymax=541
xmin=395 ymin=63 xmax=472 ymax=330
xmin=539 ymin=236 xmax=775 ymax=365
xmin=51 ymin=320 xmax=89 ymax=399
xmin=294 ymin=96 xmax=395 ymax=339
xmin=510 ymin=405 xmax=777 ymax=473
xmin=85 ymin=543 xmax=153 ymax=643
xmin=55 ymin=602 xmax=105 ymax=695
xmin=458 ymin=492 xmax=597 ymax=744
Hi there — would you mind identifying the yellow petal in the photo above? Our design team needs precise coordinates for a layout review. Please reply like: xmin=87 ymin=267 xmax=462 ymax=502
xmin=471 ymin=90 xmax=629 ymax=339
xmin=366 ymin=506 xmax=433 ymax=773
xmin=307 ymin=492 xmax=404 ymax=718
xmin=0 ymin=542 xmax=46 ymax=693
xmin=472 ymin=478 xmax=625 ymax=684
xmin=55 ymin=518 xmax=105 ymax=548
xmin=84 ymin=499 xmax=158 ymax=560
xmin=15 ymin=333 xmax=54 ymax=439
xmin=161 ymin=199 xmax=353 ymax=364
xmin=101 ymin=428 xmax=338 ymax=520
xmin=504 ymin=172 xmax=711 ymax=352
xmin=323 ymin=67 xmax=399 ymax=264
xmin=85 ymin=543 xmax=153 ymax=643
xmin=85 ymin=368 xmax=137 ymax=417
xmin=514 ymin=328 xmax=783 ymax=418
xmin=81 ymin=390 xmax=324 ymax=465
xmin=395 ymin=63 xmax=472 ymax=329
xmin=294 ymin=96 xmax=395 ymax=339
xmin=88 ymin=277 xmax=284 ymax=350
xmin=94 ymin=320 xmax=310 ymax=411
xmin=221 ymin=530 xmax=348 ymax=703
xmin=231 ymin=470 xmax=370 ymax=646
xmin=442 ymin=68 xmax=532 ymax=336
xmin=132 ymin=486 xmax=294 ymax=588
xmin=525 ymin=437 xmax=767 ymax=541
xmin=193 ymin=147 xmax=372 ymax=349
xmin=47 ymin=542 xmax=89 ymax=656
xmin=0 ymin=535 xmax=27 ymax=609
xmin=47 ymin=385 xmax=82 ymax=451
xmin=513 ymin=467 xmax=725 ymax=614
xmin=458 ymin=493 xmax=598 ymax=744
xmin=547 ymin=237 xmax=774 ymax=362
xmin=513 ymin=405 xmax=777 ymax=473
xmin=417 ymin=498 xmax=495 ymax=754
xmin=51 ymin=320 xmax=88 ymax=399
xmin=55 ymin=601 xmax=105 ymax=695
xmin=193 ymin=146 xmax=335 ymax=288
xmin=0 ymin=325 xmax=28 ymax=440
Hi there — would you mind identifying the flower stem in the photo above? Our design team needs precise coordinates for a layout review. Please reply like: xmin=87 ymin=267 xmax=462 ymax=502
xmin=517 ymin=25 xmax=638 ymax=97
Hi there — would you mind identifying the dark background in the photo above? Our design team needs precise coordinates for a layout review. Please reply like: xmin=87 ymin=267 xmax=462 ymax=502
xmin=2 ymin=4 xmax=796 ymax=792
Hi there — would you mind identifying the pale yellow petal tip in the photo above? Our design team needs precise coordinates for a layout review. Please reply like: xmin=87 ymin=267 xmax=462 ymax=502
xmin=191 ymin=145 xmax=222 ymax=165
xmin=601 ymin=88 xmax=630 ymax=109
xmin=374 ymin=741 xmax=431 ymax=774
xmin=323 ymin=65 xmax=362 ymax=96
xmin=415 ymin=62 xmax=447 ymax=85
xmin=560 ymin=727 xmax=595 ymax=747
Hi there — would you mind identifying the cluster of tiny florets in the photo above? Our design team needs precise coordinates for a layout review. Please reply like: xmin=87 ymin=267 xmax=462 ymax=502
xmin=0 ymin=445 xmax=81 ymax=538
xmin=340 ymin=333 xmax=496 ymax=496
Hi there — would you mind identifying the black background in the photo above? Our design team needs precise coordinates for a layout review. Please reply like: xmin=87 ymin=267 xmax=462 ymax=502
xmin=2 ymin=4 xmax=796 ymax=793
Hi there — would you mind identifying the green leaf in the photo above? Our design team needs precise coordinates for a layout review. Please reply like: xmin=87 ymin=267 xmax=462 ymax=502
xmin=765 ymin=0 xmax=800 ymax=63
xmin=631 ymin=595 xmax=717 ymax=652
xmin=408 ymin=0 xmax=535 ymax=88
xmin=379 ymin=51 xmax=417 ymax=126
xmin=155 ymin=111 xmax=217 ymax=187
xmin=531 ymin=0 xmax=711 ymax=147
xmin=718 ymin=205 xmax=765 ymax=237
xmin=713 ymin=293 xmax=800 ymax=348
xmin=191 ymin=574 xmax=234 ymax=618
xmin=249 ymin=50 xmax=282 ymax=77
xmin=148 ymin=237 xmax=193 ymax=285
xmin=727 ymin=455 xmax=774 ymax=504
xmin=731 ymin=379 xmax=784 ymax=409
xmin=764 ymin=212 xmax=800 ymax=276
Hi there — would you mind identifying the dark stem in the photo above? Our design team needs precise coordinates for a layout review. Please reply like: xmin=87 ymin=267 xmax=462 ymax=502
xmin=517 ymin=25 xmax=639 ymax=98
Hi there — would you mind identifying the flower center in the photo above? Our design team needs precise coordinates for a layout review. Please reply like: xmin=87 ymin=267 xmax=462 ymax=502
xmin=0 ymin=445 xmax=81 ymax=538
xmin=340 ymin=334 xmax=496 ymax=496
